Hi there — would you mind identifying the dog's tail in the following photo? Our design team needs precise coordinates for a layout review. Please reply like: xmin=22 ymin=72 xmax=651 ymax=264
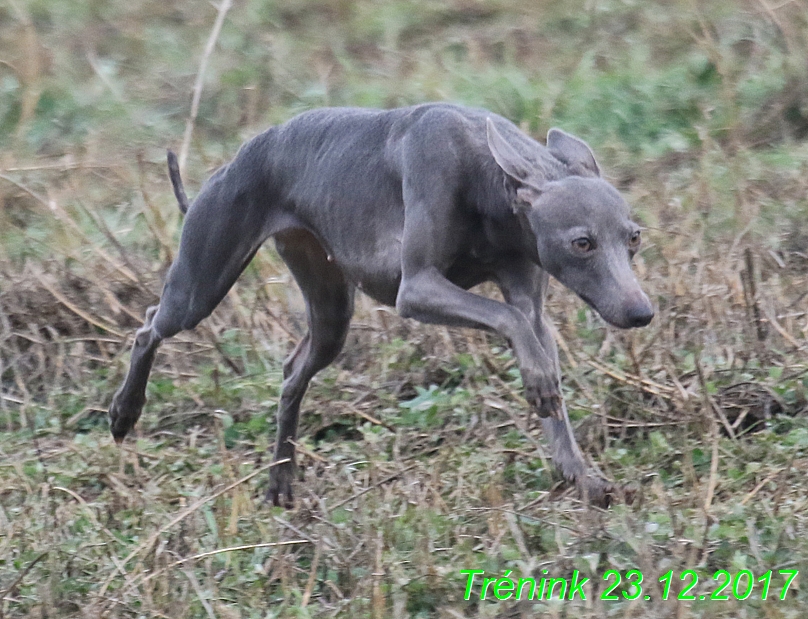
xmin=166 ymin=150 xmax=190 ymax=215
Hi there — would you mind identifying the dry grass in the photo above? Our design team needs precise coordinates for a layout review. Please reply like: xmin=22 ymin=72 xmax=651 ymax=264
xmin=1 ymin=0 xmax=808 ymax=617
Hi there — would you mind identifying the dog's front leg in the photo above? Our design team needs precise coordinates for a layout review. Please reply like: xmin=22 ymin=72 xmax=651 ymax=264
xmin=495 ymin=259 xmax=614 ymax=506
xmin=396 ymin=267 xmax=561 ymax=418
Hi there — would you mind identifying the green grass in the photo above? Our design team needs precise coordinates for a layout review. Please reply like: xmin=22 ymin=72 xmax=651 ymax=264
xmin=1 ymin=0 xmax=808 ymax=617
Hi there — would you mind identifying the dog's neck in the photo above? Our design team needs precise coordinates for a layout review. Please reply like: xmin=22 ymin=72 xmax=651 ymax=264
xmin=514 ymin=209 xmax=542 ymax=266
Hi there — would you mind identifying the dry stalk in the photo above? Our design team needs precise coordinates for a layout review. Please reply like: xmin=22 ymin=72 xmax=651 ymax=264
xmin=136 ymin=152 xmax=176 ymax=263
xmin=35 ymin=272 xmax=124 ymax=338
xmin=179 ymin=0 xmax=234 ymax=175
xmin=327 ymin=463 xmax=419 ymax=512
xmin=300 ymin=537 xmax=323 ymax=608
xmin=372 ymin=529 xmax=385 ymax=619
xmin=0 ymin=160 xmax=121 ymax=172
xmin=47 ymin=194 xmax=142 ymax=286
xmin=583 ymin=355 xmax=675 ymax=398
xmin=182 ymin=568 xmax=217 ymax=619
xmin=345 ymin=403 xmax=393 ymax=431
xmin=289 ymin=438 xmax=328 ymax=463
xmin=763 ymin=303 xmax=802 ymax=349
xmin=6 ymin=0 xmax=41 ymax=149
xmin=741 ymin=247 xmax=768 ymax=344
xmin=0 ymin=173 xmax=47 ymax=204
xmin=740 ymin=468 xmax=784 ymax=506
xmin=695 ymin=353 xmax=736 ymax=439
xmin=484 ymin=395 xmax=550 ymax=471
xmin=703 ymin=420 xmax=720 ymax=513
xmin=754 ymin=0 xmax=794 ymax=53
xmin=0 ymin=552 xmax=48 ymax=618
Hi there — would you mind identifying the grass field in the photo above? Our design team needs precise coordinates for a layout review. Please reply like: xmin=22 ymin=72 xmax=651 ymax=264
xmin=1 ymin=0 xmax=808 ymax=617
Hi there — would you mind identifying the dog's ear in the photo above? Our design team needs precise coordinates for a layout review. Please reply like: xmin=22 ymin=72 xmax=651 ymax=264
xmin=546 ymin=128 xmax=600 ymax=178
xmin=486 ymin=118 xmax=543 ymax=211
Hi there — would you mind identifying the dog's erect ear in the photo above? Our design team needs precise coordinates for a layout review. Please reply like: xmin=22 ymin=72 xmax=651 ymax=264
xmin=486 ymin=118 xmax=543 ymax=210
xmin=546 ymin=128 xmax=600 ymax=178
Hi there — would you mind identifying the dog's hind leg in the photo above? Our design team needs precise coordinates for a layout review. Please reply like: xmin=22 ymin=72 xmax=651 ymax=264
xmin=268 ymin=229 xmax=355 ymax=508
xmin=495 ymin=258 xmax=614 ymax=506
xmin=109 ymin=187 xmax=268 ymax=442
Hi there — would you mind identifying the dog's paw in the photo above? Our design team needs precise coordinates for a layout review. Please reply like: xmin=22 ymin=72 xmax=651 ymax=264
xmin=537 ymin=391 xmax=562 ymax=419
xmin=266 ymin=461 xmax=296 ymax=509
xmin=575 ymin=476 xmax=635 ymax=509
xmin=582 ymin=478 xmax=613 ymax=509
xmin=522 ymin=369 xmax=562 ymax=419
xmin=108 ymin=389 xmax=145 ymax=443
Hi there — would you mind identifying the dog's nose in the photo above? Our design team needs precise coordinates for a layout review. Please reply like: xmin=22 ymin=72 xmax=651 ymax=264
xmin=626 ymin=303 xmax=654 ymax=328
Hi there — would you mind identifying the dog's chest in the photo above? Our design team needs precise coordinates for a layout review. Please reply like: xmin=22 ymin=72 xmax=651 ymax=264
xmin=334 ymin=237 xmax=403 ymax=306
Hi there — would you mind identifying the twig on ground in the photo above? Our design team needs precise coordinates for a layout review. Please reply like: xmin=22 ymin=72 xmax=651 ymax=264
xmin=125 ymin=541 xmax=311 ymax=594
xmin=327 ymin=463 xmax=419 ymax=512
xmin=584 ymin=355 xmax=675 ymax=398
xmin=740 ymin=468 xmax=784 ymax=506
xmin=289 ymin=439 xmax=328 ymax=463
xmin=182 ymin=568 xmax=217 ymax=619
xmin=301 ymin=538 xmax=323 ymax=608
xmin=703 ymin=418 xmax=720 ymax=513
xmin=0 ymin=173 xmax=48 ymax=204
xmin=0 ymin=552 xmax=48 ymax=616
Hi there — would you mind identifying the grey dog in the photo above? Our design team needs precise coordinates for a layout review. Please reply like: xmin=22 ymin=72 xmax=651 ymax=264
xmin=109 ymin=103 xmax=654 ymax=507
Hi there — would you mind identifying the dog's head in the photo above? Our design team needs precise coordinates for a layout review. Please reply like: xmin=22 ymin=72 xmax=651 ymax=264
xmin=487 ymin=118 xmax=654 ymax=329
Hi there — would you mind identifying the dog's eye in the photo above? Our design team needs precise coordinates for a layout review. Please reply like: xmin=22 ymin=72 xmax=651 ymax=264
xmin=629 ymin=230 xmax=641 ymax=248
xmin=572 ymin=237 xmax=593 ymax=252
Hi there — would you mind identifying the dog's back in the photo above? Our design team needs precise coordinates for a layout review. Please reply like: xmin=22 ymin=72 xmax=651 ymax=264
xmin=246 ymin=103 xmax=564 ymax=221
